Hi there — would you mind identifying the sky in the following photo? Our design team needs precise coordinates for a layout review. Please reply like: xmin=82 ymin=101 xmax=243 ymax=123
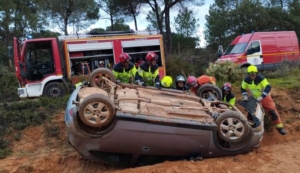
xmin=69 ymin=0 xmax=214 ymax=48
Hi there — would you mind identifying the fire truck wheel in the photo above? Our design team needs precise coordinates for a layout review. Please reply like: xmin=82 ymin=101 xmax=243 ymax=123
xmin=43 ymin=82 xmax=67 ymax=97
xmin=197 ymin=84 xmax=222 ymax=101
xmin=79 ymin=94 xmax=115 ymax=128
xmin=89 ymin=68 xmax=116 ymax=88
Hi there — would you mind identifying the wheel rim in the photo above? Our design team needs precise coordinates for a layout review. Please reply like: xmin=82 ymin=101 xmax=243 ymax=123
xmin=201 ymin=90 xmax=218 ymax=100
xmin=48 ymin=86 xmax=61 ymax=97
xmin=219 ymin=117 xmax=245 ymax=140
xmin=93 ymin=73 xmax=111 ymax=91
xmin=82 ymin=101 xmax=112 ymax=126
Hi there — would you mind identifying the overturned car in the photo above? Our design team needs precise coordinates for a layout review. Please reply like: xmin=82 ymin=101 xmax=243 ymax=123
xmin=65 ymin=68 xmax=265 ymax=166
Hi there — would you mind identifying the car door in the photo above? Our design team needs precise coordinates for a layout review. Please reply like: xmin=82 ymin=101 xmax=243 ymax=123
xmin=246 ymin=41 xmax=263 ymax=65
xmin=13 ymin=37 xmax=27 ymax=87
xmin=137 ymin=124 xmax=210 ymax=157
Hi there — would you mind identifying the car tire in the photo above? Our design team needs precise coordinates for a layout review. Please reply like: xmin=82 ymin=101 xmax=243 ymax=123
xmin=43 ymin=82 xmax=66 ymax=97
xmin=196 ymin=84 xmax=222 ymax=100
xmin=89 ymin=68 xmax=116 ymax=88
xmin=216 ymin=110 xmax=250 ymax=143
xmin=78 ymin=94 xmax=115 ymax=128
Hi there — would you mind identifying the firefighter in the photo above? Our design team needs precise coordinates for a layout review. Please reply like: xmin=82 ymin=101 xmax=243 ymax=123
xmin=175 ymin=75 xmax=189 ymax=91
xmin=241 ymin=65 xmax=286 ymax=135
xmin=112 ymin=53 xmax=139 ymax=83
xmin=160 ymin=76 xmax=173 ymax=89
xmin=186 ymin=75 xmax=216 ymax=94
xmin=98 ymin=61 xmax=105 ymax=68
xmin=137 ymin=52 xmax=161 ymax=88
xmin=222 ymin=82 xmax=236 ymax=108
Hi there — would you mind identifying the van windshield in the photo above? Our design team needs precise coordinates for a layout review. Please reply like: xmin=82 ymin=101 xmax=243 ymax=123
xmin=224 ymin=43 xmax=248 ymax=55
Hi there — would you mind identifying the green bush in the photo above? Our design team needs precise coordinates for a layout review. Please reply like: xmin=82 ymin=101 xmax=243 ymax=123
xmin=205 ymin=61 xmax=246 ymax=85
xmin=0 ymin=65 xmax=20 ymax=103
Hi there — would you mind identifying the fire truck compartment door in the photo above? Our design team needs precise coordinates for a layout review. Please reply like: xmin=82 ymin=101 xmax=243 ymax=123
xmin=68 ymin=42 xmax=113 ymax=52
xmin=122 ymin=39 xmax=160 ymax=47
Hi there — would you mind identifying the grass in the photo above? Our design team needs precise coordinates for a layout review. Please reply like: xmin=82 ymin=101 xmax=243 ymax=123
xmin=268 ymin=76 xmax=300 ymax=90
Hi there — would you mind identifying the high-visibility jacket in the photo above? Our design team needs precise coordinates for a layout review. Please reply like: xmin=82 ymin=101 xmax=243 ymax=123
xmin=241 ymin=74 xmax=271 ymax=98
xmin=75 ymin=82 xmax=82 ymax=88
xmin=112 ymin=62 xmax=138 ymax=83
xmin=137 ymin=61 xmax=160 ymax=86
xmin=222 ymin=92 xmax=236 ymax=108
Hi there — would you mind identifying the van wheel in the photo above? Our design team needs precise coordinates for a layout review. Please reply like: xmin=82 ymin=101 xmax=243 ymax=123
xmin=197 ymin=84 xmax=222 ymax=101
xmin=79 ymin=94 xmax=115 ymax=128
xmin=216 ymin=110 xmax=250 ymax=143
xmin=89 ymin=68 xmax=116 ymax=89
xmin=43 ymin=82 xmax=66 ymax=97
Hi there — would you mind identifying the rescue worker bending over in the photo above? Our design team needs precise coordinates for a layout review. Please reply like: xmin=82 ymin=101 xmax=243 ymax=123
xmin=187 ymin=75 xmax=216 ymax=94
xmin=160 ymin=76 xmax=173 ymax=89
xmin=175 ymin=75 xmax=189 ymax=91
xmin=241 ymin=65 xmax=286 ymax=135
xmin=222 ymin=82 xmax=236 ymax=108
xmin=137 ymin=52 xmax=161 ymax=89
xmin=112 ymin=53 xmax=139 ymax=83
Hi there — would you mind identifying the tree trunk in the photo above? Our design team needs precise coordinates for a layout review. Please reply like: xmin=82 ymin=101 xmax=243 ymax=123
xmin=64 ymin=18 xmax=68 ymax=35
xmin=133 ymin=15 xmax=138 ymax=31
xmin=110 ymin=15 xmax=114 ymax=31
xmin=165 ymin=9 xmax=172 ymax=55
xmin=154 ymin=4 xmax=163 ymax=34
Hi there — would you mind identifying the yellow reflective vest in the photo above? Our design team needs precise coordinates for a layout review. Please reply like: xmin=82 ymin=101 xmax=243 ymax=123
xmin=112 ymin=62 xmax=138 ymax=83
xmin=241 ymin=74 xmax=271 ymax=98
xmin=222 ymin=92 xmax=236 ymax=109
xmin=75 ymin=82 xmax=82 ymax=88
xmin=137 ymin=61 xmax=160 ymax=86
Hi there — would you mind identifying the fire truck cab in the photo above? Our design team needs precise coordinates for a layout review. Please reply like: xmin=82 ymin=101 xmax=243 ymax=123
xmin=14 ymin=30 xmax=166 ymax=98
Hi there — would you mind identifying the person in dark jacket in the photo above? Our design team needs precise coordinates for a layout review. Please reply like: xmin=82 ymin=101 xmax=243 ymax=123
xmin=175 ymin=75 xmax=189 ymax=91
xmin=222 ymin=82 xmax=236 ymax=108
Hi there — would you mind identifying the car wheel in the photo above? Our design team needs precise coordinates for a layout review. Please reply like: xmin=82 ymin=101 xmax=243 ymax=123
xmin=43 ymin=82 xmax=66 ymax=97
xmin=89 ymin=68 xmax=116 ymax=88
xmin=79 ymin=94 xmax=115 ymax=128
xmin=197 ymin=84 xmax=222 ymax=100
xmin=216 ymin=110 xmax=250 ymax=143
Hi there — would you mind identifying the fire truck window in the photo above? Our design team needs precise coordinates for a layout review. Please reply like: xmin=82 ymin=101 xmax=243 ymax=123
xmin=123 ymin=45 xmax=162 ymax=67
xmin=25 ymin=41 xmax=54 ymax=81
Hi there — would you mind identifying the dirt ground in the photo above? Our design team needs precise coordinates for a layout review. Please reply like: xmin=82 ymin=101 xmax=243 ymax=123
xmin=1 ymin=88 xmax=300 ymax=173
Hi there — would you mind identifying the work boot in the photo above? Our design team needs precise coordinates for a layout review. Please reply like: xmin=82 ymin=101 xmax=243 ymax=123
xmin=277 ymin=128 xmax=287 ymax=135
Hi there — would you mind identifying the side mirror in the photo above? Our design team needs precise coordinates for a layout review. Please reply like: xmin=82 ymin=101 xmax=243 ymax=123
xmin=218 ymin=45 xmax=223 ymax=58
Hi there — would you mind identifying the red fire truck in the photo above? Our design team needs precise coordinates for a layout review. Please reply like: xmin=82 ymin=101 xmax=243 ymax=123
xmin=13 ymin=30 xmax=166 ymax=98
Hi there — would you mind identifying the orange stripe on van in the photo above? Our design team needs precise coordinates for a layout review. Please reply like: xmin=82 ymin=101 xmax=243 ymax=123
xmin=239 ymin=51 xmax=300 ymax=59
